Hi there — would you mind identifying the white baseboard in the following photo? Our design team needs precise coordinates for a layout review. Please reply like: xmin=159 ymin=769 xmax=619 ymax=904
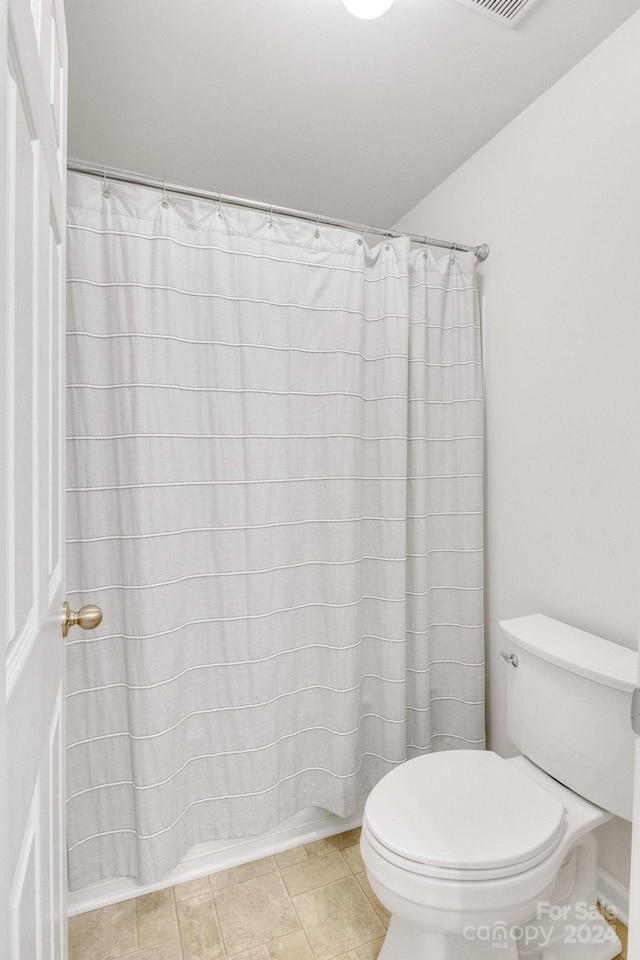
xmin=598 ymin=866 xmax=629 ymax=927
xmin=68 ymin=806 xmax=362 ymax=917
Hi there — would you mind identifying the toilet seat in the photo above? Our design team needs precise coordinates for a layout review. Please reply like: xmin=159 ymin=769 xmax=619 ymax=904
xmin=363 ymin=750 xmax=567 ymax=881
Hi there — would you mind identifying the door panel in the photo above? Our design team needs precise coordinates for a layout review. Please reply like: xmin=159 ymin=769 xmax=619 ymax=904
xmin=2 ymin=0 xmax=67 ymax=957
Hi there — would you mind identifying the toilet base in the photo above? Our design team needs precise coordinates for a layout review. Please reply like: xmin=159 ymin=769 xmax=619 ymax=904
xmin=376 ymin=909 xmax=619 ymax=960
xmin=367 ymin=816 xmax=621 ymax=960
xmin=377 ymin=915 xmax=518 ymax=960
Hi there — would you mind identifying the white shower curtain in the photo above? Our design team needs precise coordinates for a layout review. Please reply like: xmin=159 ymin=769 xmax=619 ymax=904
xmin=66 ymin=171 xmax=485 ymax=888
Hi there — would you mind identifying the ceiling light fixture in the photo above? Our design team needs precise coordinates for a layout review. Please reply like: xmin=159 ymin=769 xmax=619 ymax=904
xmin=342 ymin=0 xmax=395 ymax=20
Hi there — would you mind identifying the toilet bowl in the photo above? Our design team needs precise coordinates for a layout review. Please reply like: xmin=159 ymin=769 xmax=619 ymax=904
xmin=361 ymin=752 xmax=616 ymax=959
xmin=360 ymin=615 xmax=636 ymax=960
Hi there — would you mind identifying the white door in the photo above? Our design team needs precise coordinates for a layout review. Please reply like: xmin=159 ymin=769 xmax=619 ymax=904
xmin=1 ymin=0 xmax=68 ymax=956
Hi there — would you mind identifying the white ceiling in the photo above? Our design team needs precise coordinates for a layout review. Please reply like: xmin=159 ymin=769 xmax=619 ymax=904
xmin=65 ymin=0 xmax=640 ymax=227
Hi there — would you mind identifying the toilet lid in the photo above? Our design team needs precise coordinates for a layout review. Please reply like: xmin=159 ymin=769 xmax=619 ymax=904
xmin=364 ymin=751 xmax=566 ymax=874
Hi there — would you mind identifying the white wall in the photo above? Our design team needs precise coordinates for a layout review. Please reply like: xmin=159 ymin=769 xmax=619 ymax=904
xmin=63 ymin=0 xmax=640 ymax=227
xmin=396 ymin=10 xmax=640 ymax=894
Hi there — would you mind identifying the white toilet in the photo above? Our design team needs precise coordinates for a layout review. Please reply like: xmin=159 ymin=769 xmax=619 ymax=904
xmin=361 ymin=614 xmax=636 ymax=960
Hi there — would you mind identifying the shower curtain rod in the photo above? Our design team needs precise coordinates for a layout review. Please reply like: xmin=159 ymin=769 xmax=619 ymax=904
xmin=67 ymin=159 xmax=490 ymax=262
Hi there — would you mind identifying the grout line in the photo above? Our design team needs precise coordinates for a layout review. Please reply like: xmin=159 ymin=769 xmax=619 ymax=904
xmin=133 ymin=892 xmax=140 ymax=950
xmin=169 ymin=884 xmax=179 ymax=944
xmin=134 ymin=888 xmax=182 ymax=956
xmin=275 ymin=834 xmax=370 ymax=959
xmin=287 ymin=873 xmax=384 ymax=959
xmin=274 ymin=846 xmax=327 ymax=959
xmin=207 ymin=858 xmax=280 ymax=893
xmin=299 ymin=927 xmax=317 ymax=960
xmin=169 ymin=886 xmax=183 ymax=960
xmin=273 ymin=846 xmax=307 ymax=953
xmin=280 ymin=850 xmax=355 ymax=898
xmin=208 ymin=882 xmax=230 ymax=958
xmin=353 ymin=873 xmax=389 ymax=934
xmin=286 ymin=879 xmax=316 ymax=960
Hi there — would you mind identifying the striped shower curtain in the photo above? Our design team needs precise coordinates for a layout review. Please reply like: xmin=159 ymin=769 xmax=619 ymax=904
xmin=66 ymin=171 xmax=485 ymax=888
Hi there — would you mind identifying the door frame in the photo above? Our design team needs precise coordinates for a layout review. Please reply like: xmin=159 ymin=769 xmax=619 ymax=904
xmin=1 ymin=0 xmax=68 ymax=955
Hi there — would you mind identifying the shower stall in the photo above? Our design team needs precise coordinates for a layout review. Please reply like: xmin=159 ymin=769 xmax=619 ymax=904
xmin=64 ymin=164 xmax=486 ymax=903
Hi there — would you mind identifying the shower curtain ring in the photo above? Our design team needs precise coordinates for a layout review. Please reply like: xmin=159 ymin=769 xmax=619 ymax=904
xmin=268 ymin=204 xmax=274 ymax=228
xmin=314 ymin=214 xmax=320 ymax=239
xmin=161 ymin=179 xmax=170 ymax=208
xmin=102 ymin=166 xmax=110 ymax=198
xmin=216 ymin=192 xmax=223 ymax=220
xmin=450 ymin=241 xmax=457 ymax=265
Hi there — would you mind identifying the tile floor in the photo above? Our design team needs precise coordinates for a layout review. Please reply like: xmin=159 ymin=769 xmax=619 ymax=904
xmin=613 ymin=922 xmax=627 ymax=960
xmin=68 ymin=828 xmax=389 ymax=960
xmin=68 ymin=826 xmax=630 ymax=960
xmin=606 ymin=914 xmax=628 ymax=960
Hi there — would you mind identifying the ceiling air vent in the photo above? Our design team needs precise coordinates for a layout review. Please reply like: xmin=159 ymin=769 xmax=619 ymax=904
xmin=451 ymin=0 xmax=542 ymax=27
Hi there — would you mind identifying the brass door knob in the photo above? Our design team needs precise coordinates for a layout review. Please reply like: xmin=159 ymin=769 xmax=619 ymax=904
xmin=62 ymin=601 xmax=103 ymax=638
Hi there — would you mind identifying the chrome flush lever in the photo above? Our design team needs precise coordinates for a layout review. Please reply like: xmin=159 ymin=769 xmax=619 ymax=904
xmin=500 ymin=651 xmax=519 ymax=668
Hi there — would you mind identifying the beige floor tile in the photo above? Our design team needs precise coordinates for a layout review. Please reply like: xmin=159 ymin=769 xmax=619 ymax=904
xmin=209 ymin=856 xmax=277 ymax=892
xmin=132 ymin=940 xmax=183 ymax=960
xmin=228 ymin=947 xmax=270 ymax=960
xmin=274 ymin=846 xmax=309 ymax=869
xmin=341 ymin=844 xmax=364 ymax=875
xmin=355 ymin=938 xmax=385 ymax=959
xmin=615 ymin=920 xmax=628 ymax=960
xmin=230 ymin=930 xmax=314 ymax=960
xmin=281 ymin=851 xmax=350 ymax=896
xmin=337 ymin=829 xmax=362 ymax=846
xmin=354 ymin=873 xmax=390 ymax=929
xmin=177 ymin=892 xmax=225 ymax=960
xmin=334 ymin=947 xmax=383 ymax=960
xmin=175 ymin=876 xmax=212 ymax=902
xmin=292 ymin=876 xmax=385 ymax=960
xmin=304 ymin=830 xmax=361 ymax=861
xmin=136 ymin=886 xmax=178 ymax=947
xmin=264 ymin=930 xmax=315 ymax=960
xmin=214 ymin=871 xmax=300 ymax=956
xmin=68 ymin=900 xmax=137 ymax=960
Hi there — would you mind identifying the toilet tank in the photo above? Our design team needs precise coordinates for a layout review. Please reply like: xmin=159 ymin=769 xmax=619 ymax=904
xmin=499 ymin=614 xmax=636 ymax=821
